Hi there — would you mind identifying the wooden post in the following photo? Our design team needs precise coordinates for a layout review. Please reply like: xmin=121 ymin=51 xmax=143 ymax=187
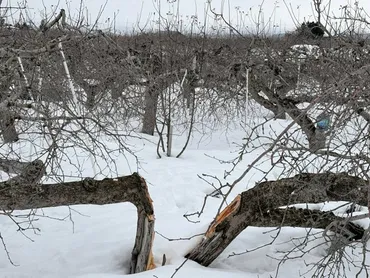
xmin=167 ymin=123 xmax=172 ymax=157
xmin=58 ymin=41 xmax=79 ymax=114
xmin=245 ymin=66 xmax=249 ymax=122
xmin=17 ymin=56 xmax=34 ymax=101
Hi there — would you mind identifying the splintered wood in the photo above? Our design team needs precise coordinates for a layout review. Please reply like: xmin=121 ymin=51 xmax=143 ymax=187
xmin=206 ymin=195 xmax=241 ymax=237
xmin=129 ymin=175 xmax=156 ymax=274
xmin=147 ymin=251 xmax=156 ymax=270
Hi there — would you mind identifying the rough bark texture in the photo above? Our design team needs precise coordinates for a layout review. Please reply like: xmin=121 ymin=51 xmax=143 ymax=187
xmin=141 ymin=84 xmax=159 ymax=136
xmin=186 ymin=172 xmax=368 ymax=266
xmin=0 ymin=159 xmax=44 ymax=175
xmin=0 ymin=172 xmax=155 ymax=274
xmin=264 ymin=86 xmax=319 ymax=148
xmin=252 ymin=207 xmax=364 ymax=240
xmin=80 ymin=81 xmax=97 ymax=110
xmin=248 ymin=89 xmax=281 ymax=118
xmin=5 ymin=159 xmax=46 ymax=189
xmin=249 ymin=64 xmax=326 ymax=149
xmin=183 ymin=73 xmax=197 ymax=109
xmin=0 ymin=108 xmax=19 ymax=143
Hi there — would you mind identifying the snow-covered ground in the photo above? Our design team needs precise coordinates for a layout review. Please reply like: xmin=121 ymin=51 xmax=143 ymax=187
xmin=1 ymin=104 xmax=369 ymax=278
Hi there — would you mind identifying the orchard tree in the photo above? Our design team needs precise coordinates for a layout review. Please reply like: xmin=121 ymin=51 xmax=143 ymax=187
xmin=2 ymin=1 xmax=370 ymax=277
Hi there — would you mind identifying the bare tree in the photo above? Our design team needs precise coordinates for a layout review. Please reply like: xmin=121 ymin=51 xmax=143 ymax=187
xmin=0 ymin=6 xmax=155 ymax=273
xmin=182 ymin=1 xmax=370 ymax=277
xmin=4 ymin=1 xmax=370 ymax=277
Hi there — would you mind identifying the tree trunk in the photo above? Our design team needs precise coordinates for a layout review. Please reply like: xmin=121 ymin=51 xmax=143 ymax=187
xmin=0 ymin=108 xmax=19 ymax=143
xmin=142 ymin=84 xmax=159 ymax=136
xmin=78 ymin=80 xmax=98 ymax=110
xmin=0 ymin=158 xmax=44 ymax=175
xmin=183 ymin=80 xmax=194 ymax=109
xmin=262 ymin=86 xmax=321 ymax=150
xmin=0 ymin=173 xmax=155 ymax=274
xmin=276 ymin=105 xmax=286 ymax=119
xmin=248 ymin=89 xmax=281 ymax=118
xmin=82 ymin=84 xmax=97 ymax=110
xmin=186 ymin=172 xmax=368 ymax=266
xmin=309 ymin=129 xmax=327 ymax=151
xmin=248 ymin=72 xmax=286 ymax=120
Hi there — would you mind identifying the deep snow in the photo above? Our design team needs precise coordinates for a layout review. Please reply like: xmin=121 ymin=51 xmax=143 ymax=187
xmin=1 ymin=109 xmax=369 ymax=278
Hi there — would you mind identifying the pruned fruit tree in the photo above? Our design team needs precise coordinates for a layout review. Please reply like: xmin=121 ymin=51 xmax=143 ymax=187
xmin=1 ymin=1 xmax=370 ymax=277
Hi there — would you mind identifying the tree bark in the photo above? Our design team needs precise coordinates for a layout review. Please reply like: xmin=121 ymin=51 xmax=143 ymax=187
xmin=0 ymin=72 xmax=19 ymax=143
xmin=186 ymin=172 xmax=368 ymax=266
xmin=248 ymin=89 xmax=282 ymax=118
xmin=80 ymin=80 xmax=97 ymax=110
xmin=0 ymin=173 xmax=155 ymax=274
xmin=141 ymin=84 xmax=159 ymax=136
xmin=262 ymin=85 xmax=325 ymax=151
xmin=250 ymin=66 xmax=327 ymax=151
xmin=0 ymin=108 xmax=19 ymax=143
xmin=248 ymin=71 xmax=287 ymax=120
xmin=0 ymin=159 xmax=44 ymax=175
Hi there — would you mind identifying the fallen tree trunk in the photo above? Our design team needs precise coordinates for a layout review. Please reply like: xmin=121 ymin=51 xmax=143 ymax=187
xmin=186 ymin=172 xmax=368 ymax=266
xmin=253 ymin=207 xmax=364 ymax=242
xmin=0 ymin=172 xmax=155 ymax=274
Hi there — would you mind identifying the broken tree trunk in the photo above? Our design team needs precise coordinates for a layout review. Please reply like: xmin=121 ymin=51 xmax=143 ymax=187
xmin=186 ymin=172 xmax=368 ymax=266
xmin=0 ymin=172 xmax=155 ymax=274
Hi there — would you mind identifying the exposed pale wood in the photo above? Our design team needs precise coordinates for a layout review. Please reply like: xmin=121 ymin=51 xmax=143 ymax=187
xmin=205 ymin=195 xmax=241 ymax=237
xmin=186 ymin=172 xmax=368 ymax=266
xmin=129 ymin=175 xmax=156 ymax=273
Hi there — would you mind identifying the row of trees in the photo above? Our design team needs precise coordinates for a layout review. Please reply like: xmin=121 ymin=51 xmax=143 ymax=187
xmin=1 ymin=0 xmax=370 ymax=276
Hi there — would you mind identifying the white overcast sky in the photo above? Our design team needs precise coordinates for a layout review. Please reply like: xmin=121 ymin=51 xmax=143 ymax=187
xmin=3 ymin=0 xmax=370 ymax=33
